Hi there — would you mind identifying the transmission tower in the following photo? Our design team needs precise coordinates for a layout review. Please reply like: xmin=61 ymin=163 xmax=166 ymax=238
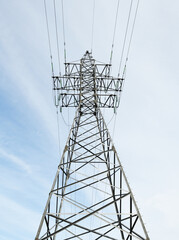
xmin=35 ymin=51 xmax=149 ymax=240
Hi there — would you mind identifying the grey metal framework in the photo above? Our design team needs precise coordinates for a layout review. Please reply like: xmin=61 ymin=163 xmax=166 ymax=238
xmin=35 ymin=51 xmax=149 ymax=240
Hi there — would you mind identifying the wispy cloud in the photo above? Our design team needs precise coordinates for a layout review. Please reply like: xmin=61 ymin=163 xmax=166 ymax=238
xmin=0 ymin=147 xmax=52 ymax=192
xmin=0 ymin=1 xmax=179 ymax=240
xmin=0 ymin=2 xmax=58 ymax=142
xmin=0 ymin=147 xmax=31 ymax=174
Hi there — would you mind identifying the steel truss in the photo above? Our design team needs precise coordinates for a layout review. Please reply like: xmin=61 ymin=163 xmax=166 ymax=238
xmin=35 ymin=51 xmax=149 ymax=240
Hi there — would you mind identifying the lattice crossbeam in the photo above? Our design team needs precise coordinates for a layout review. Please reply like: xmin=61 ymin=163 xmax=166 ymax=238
xmin=35 ymin=51 xmax=149 ymax=240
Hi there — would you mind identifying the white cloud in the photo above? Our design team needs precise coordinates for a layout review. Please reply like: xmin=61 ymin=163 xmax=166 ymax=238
xmin=0 ymin=0 xmax=179 ymax=239
xmin=0 ymin=147 xmax=52 ymax=193
xmin=0 ymin=147 xmax=31 ymax=174
xmin=0 ymin=1 xmax=58 ymax=142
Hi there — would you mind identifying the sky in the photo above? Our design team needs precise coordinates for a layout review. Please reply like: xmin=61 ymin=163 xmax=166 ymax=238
xmin=0 ymin=0 xmax=179 ymax=239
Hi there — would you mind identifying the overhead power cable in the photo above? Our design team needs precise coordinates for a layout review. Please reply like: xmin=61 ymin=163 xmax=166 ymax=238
xmin=53 ymin=0 xmax=61 ymax=75
xmin=112 ymin=0 xmax=140 ymax=124
xmin=122 ymin=0 xmax=140 ymax=77
xmin=91 ymin=0 xmax=96 ymax=53
xmin=109 ymin=0 xmax=120 ymax=65
xmin=61 ymin=0 xmax=67 ymax=63
xmin=56 ymin=108 xmax=61 ymax=157
xmin=61 ymin=112 xmax=71 ymax=127
xmin=44 ymin=0 xmax=54 ymax=76
xmin=107 ymin=113 xmax=115 ymax=126
xmin=118 ymin=0 xmax=133 ymax=77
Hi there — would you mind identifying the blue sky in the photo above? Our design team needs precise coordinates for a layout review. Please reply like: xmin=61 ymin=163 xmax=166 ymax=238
xmin=0 ymin=0 xmax=179 ymax=239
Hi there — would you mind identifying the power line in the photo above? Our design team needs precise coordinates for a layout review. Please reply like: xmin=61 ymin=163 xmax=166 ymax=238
xmin=122 ymin=0 xmax=140 ymax=76
xmin=91 ymin=0 xmax=96 ymax=53
xmin=118 ymin=0 xmax=133 ymax=77
xmin=107 ymin=113 xmax=115 ymax=126
xmin=44 ymin=0 xmax=54 ymax=76
xmin=61 ymin=111 xmax=71 ymax=127
xmin=61 ymin=0 xmax=67 ymax=63
xmin=112 ymin=113 xmax=117 ymax=140
xmin=115 ymin=0 xmax=140 ymax=115
xmin=110 ymin=0 xmax=120 ymax=65
xmin=53 ymin=0 xmax=61 ymax=75
xmin=56 ymin=108 xmax=61 ymax=157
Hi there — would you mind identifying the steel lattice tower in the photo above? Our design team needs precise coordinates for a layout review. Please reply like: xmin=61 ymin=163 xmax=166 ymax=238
xmin=35 ymin=51 xmax=149 ymax=240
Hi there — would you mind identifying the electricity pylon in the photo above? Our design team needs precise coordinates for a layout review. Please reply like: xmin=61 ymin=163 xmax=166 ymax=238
xmin=35 ymin=51 xmax=149 ymax=240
